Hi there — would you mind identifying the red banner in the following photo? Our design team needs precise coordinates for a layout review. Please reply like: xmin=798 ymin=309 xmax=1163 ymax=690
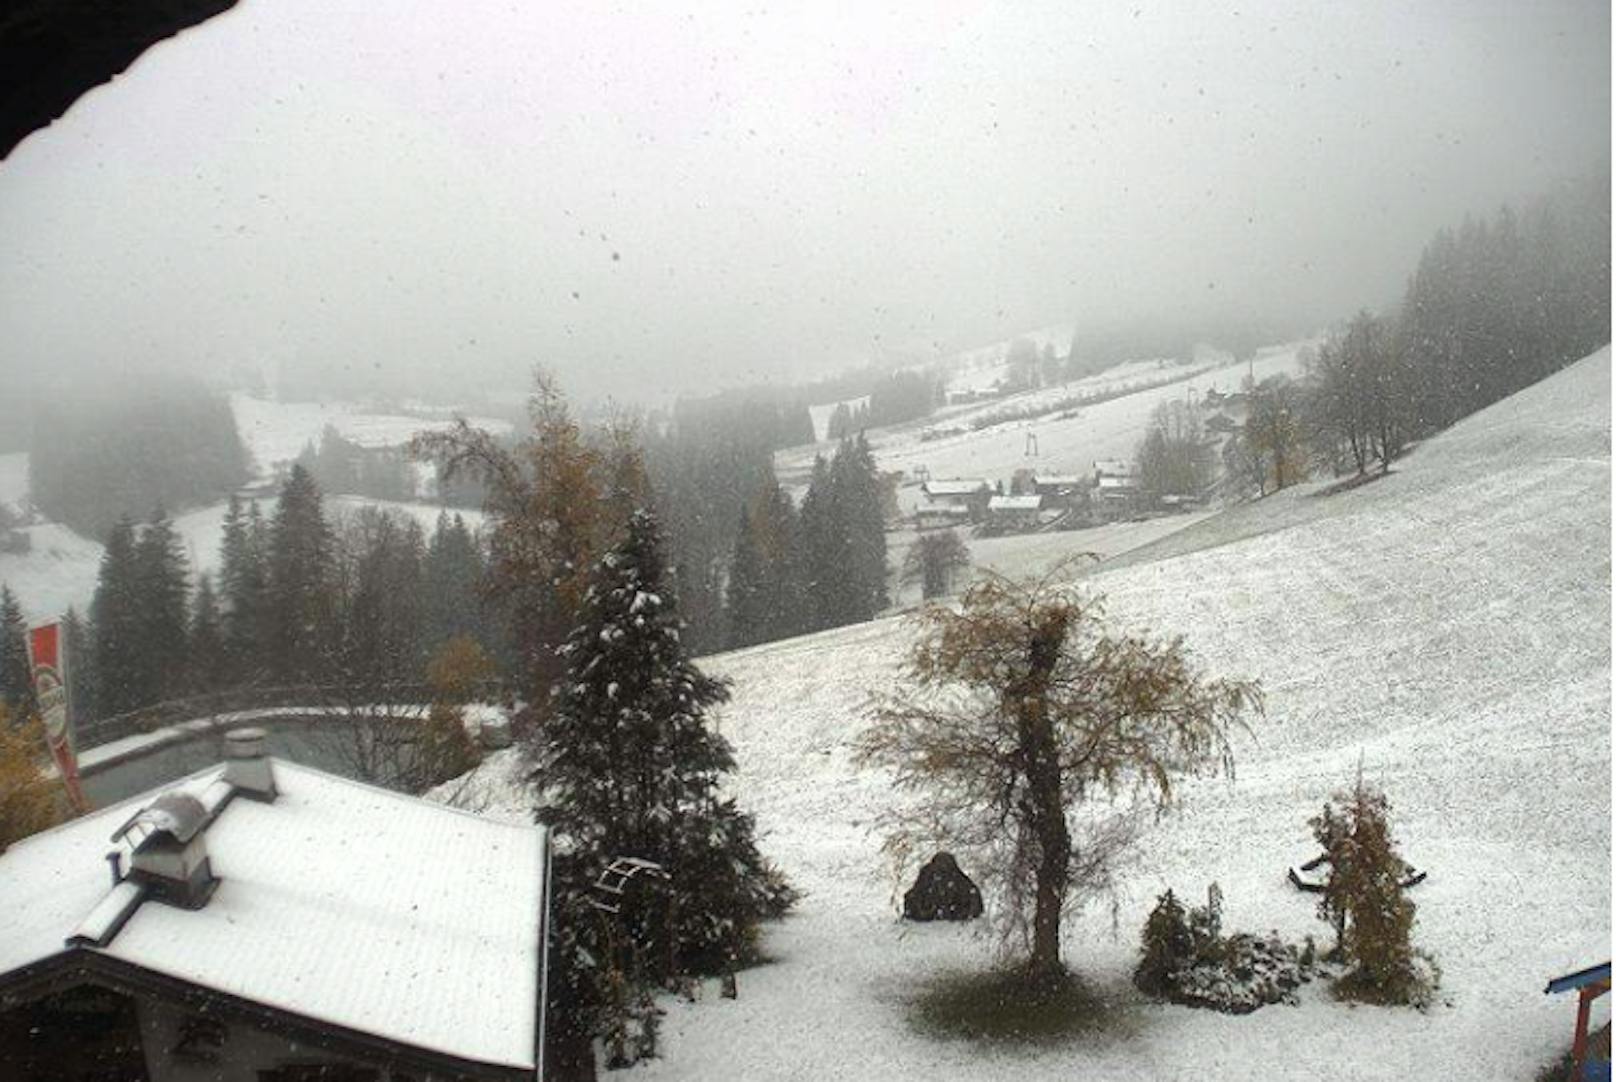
xmin=27 ymin=622 xmax=89 ymax=812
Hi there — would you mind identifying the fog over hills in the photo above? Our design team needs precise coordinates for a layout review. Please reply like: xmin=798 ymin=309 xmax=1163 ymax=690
xmin=0 ymin=0 xmax=1607 ymax=410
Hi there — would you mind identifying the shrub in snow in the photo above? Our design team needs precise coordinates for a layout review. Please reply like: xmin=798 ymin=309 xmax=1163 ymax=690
xmin=1310 ymin=776 xmax=1434 ymax=1007
xmin=902 ymin=852 xmax=985 ymax=921
xmin=1134 ymin=884 xmax=1315 ymax=1015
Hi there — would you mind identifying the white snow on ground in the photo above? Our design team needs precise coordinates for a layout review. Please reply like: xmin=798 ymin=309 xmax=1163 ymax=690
xmin=778 ymin=342 xmax=1310 ymax=513
xmin=231 ymin=392 xmax=512 ymax=480
xmin=453 ymin=347 xmax=1610 ymax=1080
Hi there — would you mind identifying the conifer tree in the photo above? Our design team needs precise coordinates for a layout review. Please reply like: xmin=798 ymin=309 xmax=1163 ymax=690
xmin=0 ymin=586 xmax=34 ymax=722
xmin=538 ymin=509 xmax=790 ymax=990
xmin=337 ymin=510 xmax=426 ymax=691
xmin=219 ymin=496 xmax=273 ymax=684
xmin=724 ymin=478 xmax=806 ymax=649
xmin=135 ymin=507 xmax=191 ymax=702
xmin=188 ymin=575 xmax=227 ymax=694
xmin=839 ymin=433 xmax=889 ymax=615
xmin=423 ymin=512 xmax=486 ymax=654
xmin=61 ymin=608 xmax=94 ymax=735
xmin=91 ymin=517 xmax=145 ymax=716
xmin=798 ymin=454 xmax=851 ymax=630
xmin=266 ymin=465 xmax=338 ymax=683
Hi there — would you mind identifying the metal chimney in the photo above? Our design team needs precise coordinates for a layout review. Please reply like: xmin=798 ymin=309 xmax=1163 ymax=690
xmin=222 ymin=727 xmax=277 ymax=801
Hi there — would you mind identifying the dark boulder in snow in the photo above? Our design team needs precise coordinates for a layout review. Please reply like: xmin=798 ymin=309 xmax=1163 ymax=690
xmin=902 ymin=852 xmax=984 ymax=921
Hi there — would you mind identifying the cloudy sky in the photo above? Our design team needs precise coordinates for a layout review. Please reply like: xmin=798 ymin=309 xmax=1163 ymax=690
xmin=0 ymin=0 xmax=1608 ymax=405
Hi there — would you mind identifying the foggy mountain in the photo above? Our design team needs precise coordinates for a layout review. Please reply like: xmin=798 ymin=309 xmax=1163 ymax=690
xmin=0 ymin=0 xmax=1607 ymax=412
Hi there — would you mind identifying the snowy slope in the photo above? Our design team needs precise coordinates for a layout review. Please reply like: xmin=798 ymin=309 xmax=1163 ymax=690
xmin=456 ymin=348 xmax=1609 ymax=1080
xmin=778 ymin=342 xmax=1310 ymax=510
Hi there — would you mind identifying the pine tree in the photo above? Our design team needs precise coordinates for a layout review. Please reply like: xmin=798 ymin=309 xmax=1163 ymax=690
xmin=798 ymin=454 xmax=851 ymax=630
xmin=135 ymin=507 xmax=191 ymax=703
xmin=538 ymin=509 xmax=790 ymax=984
xmin=423 ymin=512 xmax=486 ymax=654
xmin=0 ymin=586 xmax=35 ymax=722
xmin=91 ymin=517 xmax=145 ymax=716
xmin=265 ymin=465 xmax=338 ymax=684
xmin=219 ymin=496 xmax=272 ymax=684
xmin=831 ymin=434 xmax=888 ymax=618
xmin=188 ymin=575 xmax=227 ymax=694
xmin=337 ymin=509 xmax=425 ymax=691
xmin=61 ymin=608 xmax=94 ymax=735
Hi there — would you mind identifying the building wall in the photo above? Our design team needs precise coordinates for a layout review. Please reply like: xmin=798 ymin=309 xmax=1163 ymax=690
xmin=134 ymin=996 xmax=427 ymax=1082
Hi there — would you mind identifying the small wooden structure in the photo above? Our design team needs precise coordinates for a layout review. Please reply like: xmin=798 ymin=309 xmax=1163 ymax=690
xmin=1545 ymin=961 xmax=1611 ymax=1081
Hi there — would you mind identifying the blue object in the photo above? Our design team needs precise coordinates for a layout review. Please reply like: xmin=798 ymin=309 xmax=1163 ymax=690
xmin=1547 ymin=963 xmax=1612 ymax=996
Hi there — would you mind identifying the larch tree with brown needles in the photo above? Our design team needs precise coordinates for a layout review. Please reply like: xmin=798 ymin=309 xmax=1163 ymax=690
xmin=857 ymin=562 xmax=1262 ymax=986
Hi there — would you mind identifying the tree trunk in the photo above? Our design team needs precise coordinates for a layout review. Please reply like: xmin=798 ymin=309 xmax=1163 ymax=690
xmin=1017 ymin=618 xmax=1072 ymax=983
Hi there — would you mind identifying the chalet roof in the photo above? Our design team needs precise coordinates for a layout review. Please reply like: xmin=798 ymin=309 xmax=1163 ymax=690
xmin=915 ymin=502 xmax=970 ymax=517
xmin=1097 ymin=475 xmax=1138 ymax=490
xmin=922 ymin=479 xmax=990 ymax=496
xmin=1032 ymin=473 xmax=1084 ymax=487
xmin=989 ymin=495 xmax=1043 ymax=511
xmin=0 ymin=759 xmax=548 ymax=1076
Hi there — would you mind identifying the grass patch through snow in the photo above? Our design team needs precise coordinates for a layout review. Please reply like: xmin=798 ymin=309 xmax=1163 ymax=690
xmin=906 ymin=967 xmax=1137 ymax=1048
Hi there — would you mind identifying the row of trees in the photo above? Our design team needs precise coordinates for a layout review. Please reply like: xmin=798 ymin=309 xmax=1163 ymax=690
xmin=1223 ymin=174 xmax=1609 ymax=498
xmin=726 ymin=435 xmax=888 ymax=650
xmin=1135 ymin=399 xmax=1214 ymax=502
xmin=294 ymin=425 xmax=418 ymax=503
xmin=32 ymin=473 xmax=494 ymax=727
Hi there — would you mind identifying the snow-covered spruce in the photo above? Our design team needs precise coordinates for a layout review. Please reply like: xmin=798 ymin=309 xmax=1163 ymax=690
xmin=535 ymin=509 xmax=794 ymax=1064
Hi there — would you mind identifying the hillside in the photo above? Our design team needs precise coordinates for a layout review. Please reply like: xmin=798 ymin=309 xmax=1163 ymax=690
xmin=777 ymin=341 xmax=1309 ymax=514
xmin=505 ymin=347 xmax=1607 ymax=1080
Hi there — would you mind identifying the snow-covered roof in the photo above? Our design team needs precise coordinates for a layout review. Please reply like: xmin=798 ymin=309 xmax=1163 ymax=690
xmin=1032 ymin=473 xmax=1084 ymax=487
xmin=1097 ymin=475 xmax=1138 ymax=490
xmin=922 ymin=479 xmax=990 ymax=496
xmin=989 ymin=495 xmax=1043 ymax=512
xmin=0 ymin=758 xmax=547 ymax=1076
xmin=914 ymin=502 xmax=970 ymax=517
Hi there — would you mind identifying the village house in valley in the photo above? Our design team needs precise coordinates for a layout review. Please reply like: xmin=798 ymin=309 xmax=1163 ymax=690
xmin=0 ymin=729 xmax=553 ymax=1082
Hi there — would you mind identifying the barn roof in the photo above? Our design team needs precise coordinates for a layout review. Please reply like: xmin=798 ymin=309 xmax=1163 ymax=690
xmin=989 ymin=495 xmax=1043 ymax=511
xmin=0 ymin=757 xmax=548 ymax=1077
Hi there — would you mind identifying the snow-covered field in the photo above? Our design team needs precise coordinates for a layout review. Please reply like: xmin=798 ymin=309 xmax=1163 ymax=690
xmin=779 ymin=342 xmax=1310 ymax=514
xmin=453 ymin=347 xmax=1611 ymax=1079
xmin=232 ymin=393 xmax=511 ymax=480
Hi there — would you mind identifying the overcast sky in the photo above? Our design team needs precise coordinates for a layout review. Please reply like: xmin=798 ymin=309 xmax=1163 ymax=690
xmin=0 ymin=0 xmax=1608 ymax=405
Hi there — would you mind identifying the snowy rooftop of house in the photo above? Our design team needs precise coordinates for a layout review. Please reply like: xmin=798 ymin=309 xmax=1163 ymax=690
xmin=914 ymin=501 xmax=970 ymax=517
xmin=922 ymin=479 xmax=990 ymax=496
xmin=1032 ymin=473 xmax=1084 ymax=487
xmin=1097 ymin=475 xmax=1138 ymax=490
xmin=989 ymin=495 xmax=1043 ymax=511
xmin=0 ymin=757 xmax=547 ymax=1076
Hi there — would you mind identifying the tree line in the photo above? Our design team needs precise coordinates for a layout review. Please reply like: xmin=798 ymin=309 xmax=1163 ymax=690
xmin=28 ymin=375 xmax=250 ymax=539
xmin=0 ymin=473 xmax=497 ymax=731
xmin=1222 ymin=172 xmax=1609 ymax=497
